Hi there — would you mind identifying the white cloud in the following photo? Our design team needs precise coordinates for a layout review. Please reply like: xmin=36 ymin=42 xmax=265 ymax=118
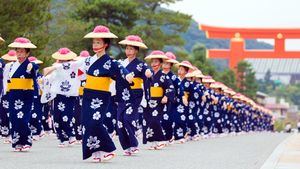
xmin=164 ymin=0 xmax=300 ymax=49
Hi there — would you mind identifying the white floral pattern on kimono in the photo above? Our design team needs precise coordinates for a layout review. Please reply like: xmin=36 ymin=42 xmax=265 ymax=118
xmin=93 ymin=111 xmax=101 ymax=120
xmin=86 ymin=136 xmax=101 ymax=150
xmin=17 ymin=111 xmax=24 ymax=119
xmin=58 ymin=102 xmax=65 ymax=111
xmin=14 ymin=100 xmax=24 ymax=110
xmin=146 ymin=128 xmax=154 ymax=139
xmin=176 ymin=128 xmax=184 ymax=137
xmin=90 ymin=98 xmax=103 ymax=110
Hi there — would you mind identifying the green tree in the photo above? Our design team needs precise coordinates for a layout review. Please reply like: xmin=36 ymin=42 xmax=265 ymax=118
xmin=0 ymin=0 xmax=52 ymax=58
xmin=189 ymin=43 xmax=217 ymax=77
xmin=45 ymin=0 xmax=90 ymax=60
xmin=270 ymin=84 xmax=300 ymax=107
xmin=132 ymin=0 xmax=191 ymax=52
xmin=264 ymin=69 xmax=272 ymax=84
xmin=217 ymin=69 xmax=237 ymax=90
xmin=73 ymin=0 xmax=140 ymax=58
xmin=237 ymin=61 xmax=258 ymax=99
xmin=73 ymin=0 xmax=191 ymax=59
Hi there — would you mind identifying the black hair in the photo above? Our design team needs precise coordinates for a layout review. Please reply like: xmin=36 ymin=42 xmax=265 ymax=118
xmin=126 ymin=45 xmax=140 ymax=52
xmin=158 ymin=58 xmax=163 ymax=63
xmin=182 ymin=66 xmax=189 ymax=73
xmin=25 ymin=48 xmax=30 ymax=53
xmin=16 ymin=48 xmax=30 ymax=53
xmin=103 ymin=38 xmax=111 ymax=51
xmin=133 ymin=46 xmax=140 ymax=51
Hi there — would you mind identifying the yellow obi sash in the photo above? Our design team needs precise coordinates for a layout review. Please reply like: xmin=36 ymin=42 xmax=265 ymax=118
xmin=184 ymin=92 xmax=189 ymax=99
xmin=84 ymin=75 xmax=111 ymax=92
xmin=7 ymin=78 xmax=34 ymax=91
xmin=79 ymin=86 xmax=84 ymax=95
xmin=150 ymin=86 xmax=164 ymax=98
xmin=131 ymin=77 xmax=143 ymax=89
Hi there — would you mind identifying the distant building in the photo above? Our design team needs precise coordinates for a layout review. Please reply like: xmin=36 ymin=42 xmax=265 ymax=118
xmin=256 ymin=91 xmax=268 ymax=105
xmin=287 ymin=105 xmax=300 ymax=122
xmin=246 ymin=58 xmax=300 ymax=85
xmin=265 ymin=97 xmax=289 ymax=120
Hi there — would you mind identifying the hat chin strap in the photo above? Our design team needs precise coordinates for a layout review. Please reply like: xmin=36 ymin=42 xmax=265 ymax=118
xmin=152 ymin=63 xmax=160 ymax=73
xmin=93 ymin=45 xmax=106 ymax=53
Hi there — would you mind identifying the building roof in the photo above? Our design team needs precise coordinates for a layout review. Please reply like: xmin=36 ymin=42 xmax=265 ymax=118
xmin=246 ymin=58 xmax=300 ymax=74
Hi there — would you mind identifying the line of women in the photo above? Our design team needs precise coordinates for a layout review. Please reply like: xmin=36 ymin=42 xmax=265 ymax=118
xmin=0 ymin=26 xmax=273 ymax=163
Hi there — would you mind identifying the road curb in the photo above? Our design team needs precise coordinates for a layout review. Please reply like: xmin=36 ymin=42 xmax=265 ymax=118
xmin=259 ymin=134 xmax=294 ymax=169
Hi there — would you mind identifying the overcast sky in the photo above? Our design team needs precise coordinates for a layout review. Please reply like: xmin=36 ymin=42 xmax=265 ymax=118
xmin=164 ymin=0 xmax=300 ymax=50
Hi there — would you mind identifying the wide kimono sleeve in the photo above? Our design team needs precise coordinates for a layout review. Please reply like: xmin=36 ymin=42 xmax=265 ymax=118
xmin=162 ymin=74 xmax=175 ymax=100
xmin=110 ymin=59 xmax=130 ymax=86
xmin=141 ymin=62 xmax=150 ymax=79
xmin=40 ymin=72 xmax=57 ymax=103
xmin=30 ymin=62 xmax=39 ymax=80
xmin=113 ymin=59 xmax=135 ymax=104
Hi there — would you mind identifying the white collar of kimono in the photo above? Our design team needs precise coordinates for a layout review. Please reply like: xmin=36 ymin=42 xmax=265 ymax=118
xmin=121 ymin=58 xmax=130 ymax=67
xmin=9 ymin=61 xmax=21 ymax=78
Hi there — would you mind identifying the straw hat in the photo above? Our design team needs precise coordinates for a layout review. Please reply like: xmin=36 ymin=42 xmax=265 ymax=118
xmin=202 ymin=75 xmax=215 ymax=83
xmin=220 ymin=83 xmax=228 ymax=90
xmin=186 ymin=67 xmax=205 ymax=78
xmin=1 ymin=50 xmax=17 ymax=61
xmin=145 ymin=50 xmax=168 ymax=60
xmin=74 ymin=50 xmax=90 ymax=61
xmin=210 ymin=82 xmax=227 ymax=90
xmin=232 ymin=93 xmax=244 ymax=100
xmin=185 ymin=71 xmax=195 ymax=78
xmin=119 ymin=35 xmax=147 ymax=49
xmin=243 ymin=97 xmax=252 ymax=103
xmin=164 ymin=52 xmax=179 ymax=64
xmin=0 ymin=36 xmax=4 ymax=42
xmin=249 ymin=100 xmax=256 ymax=107
xmin=176 ymin=60 xmax=194 ymax=70
xmin=84 ymin=25 xmax=118 ymax=39
xmin=52 ymin=48 xmax=77 ymax=61
xmin=28 ymin=56 xmax=43 ymax=64
xmin=8 ymin=37 xmax=37 ymax=49
xmin=224 ymin=88 xmax=236 ymax=95
xmin=194 ymin=70 xmax=205 ymax=78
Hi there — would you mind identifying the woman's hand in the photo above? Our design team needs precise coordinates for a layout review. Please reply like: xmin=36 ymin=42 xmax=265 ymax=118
xmin=126 ymin=73 xmax=134 ymax=83
xmin=161 ymin=96 xmax=168 ymax=104
xmin=145 ymin=69 xmax=152 ymax=78
xmin=182 ymin=96 xmax=188 ymax=106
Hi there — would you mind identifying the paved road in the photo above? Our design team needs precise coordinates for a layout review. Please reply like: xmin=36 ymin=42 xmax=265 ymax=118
xmin=0 ymin=132 xmax=289 ymax=169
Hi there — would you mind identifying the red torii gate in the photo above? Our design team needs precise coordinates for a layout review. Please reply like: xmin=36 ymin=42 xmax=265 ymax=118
xmin=199 ymin=24 xmax=300 ymax=70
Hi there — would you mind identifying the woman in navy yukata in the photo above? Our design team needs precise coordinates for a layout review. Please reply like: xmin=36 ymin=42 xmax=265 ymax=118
xmin=7 ymin=37 xmax=38 ymax=152
xmin=232 ymin=93 xmax=245 ymax=134
xmin=0 ymin=50 xmax=17 ymax=144
xmin=143 ymin=51 xmax=175 ymax=150
xmin=28 ymin=56 xmax=45 ymax=141
xmin=201 ymin=76 xmax=217 ymax=137
xmin=80 ymin=25 xmax=133 ymax=162
xmin=172 ymin=61 xmax=194 ymax=144
xmin=237 ymin=97 xmax=248 ymax=133
xmin=185 ymin=68 xmax=201 ymax=141
xmin=222 ymin=88 xmax=237 ymax=134
xmin=161 ymin=52 xmax=179 ymax=145
xmin=210 ymin=82 xmax=228 ymax=136
xmin=117 ymin=35 xmax=152 ymax=155
xmin=189 ymin=70 xmax=207 ymax=137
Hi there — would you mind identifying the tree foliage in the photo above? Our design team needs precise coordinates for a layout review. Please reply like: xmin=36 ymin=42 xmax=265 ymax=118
xmin=0 ymin=0 xmax=52 ymax=59
xmin=237 ymin=61 xmax=258 ymax=99
xmin=72 ymin=0 xmax=191 ymax=58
